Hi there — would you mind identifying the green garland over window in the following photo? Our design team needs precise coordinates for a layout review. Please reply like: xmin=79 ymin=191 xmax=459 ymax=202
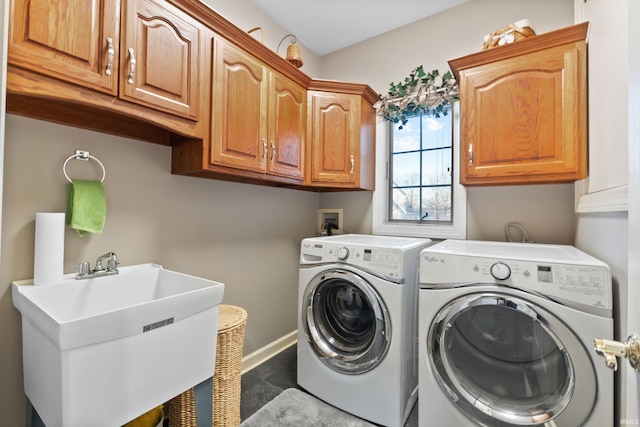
xmin=375 ymin=65 xmax=459 ymax=129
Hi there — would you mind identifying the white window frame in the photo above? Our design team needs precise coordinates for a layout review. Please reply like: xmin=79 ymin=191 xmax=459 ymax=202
xmin=372 ymin=102 xmax=466 ymax=239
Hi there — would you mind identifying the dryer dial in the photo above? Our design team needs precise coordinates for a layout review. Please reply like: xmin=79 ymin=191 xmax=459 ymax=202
xmin=490 ymin=262 xmax=511 ymax=280
xmin=337 ymin=247 xmax=350 ymax=260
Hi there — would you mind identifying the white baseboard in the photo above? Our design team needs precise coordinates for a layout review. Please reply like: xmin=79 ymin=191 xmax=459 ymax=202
xmin=241 ymin=330 xmax=297 ymax=374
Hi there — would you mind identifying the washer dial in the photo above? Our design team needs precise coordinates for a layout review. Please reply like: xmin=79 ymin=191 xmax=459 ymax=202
xmin=337 ymin=247 xmax=350 ymax=260
xmin=490 ymin=262 xmax=511 ymax=280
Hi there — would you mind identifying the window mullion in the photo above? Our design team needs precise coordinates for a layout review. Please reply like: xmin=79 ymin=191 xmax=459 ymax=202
xmin=418 ymin=117 xmax=424 ymax=221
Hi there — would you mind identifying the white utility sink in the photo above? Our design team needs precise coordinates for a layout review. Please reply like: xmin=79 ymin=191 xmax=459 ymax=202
xmin=12 ymin=263 xmax=225 ymax=427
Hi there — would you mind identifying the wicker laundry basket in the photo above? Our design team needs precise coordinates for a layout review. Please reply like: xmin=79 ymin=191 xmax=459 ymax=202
xmin=167 ymin=389 xmax=197 ymax=427
xmin=166 ymin=305 xmax=248 ymax=427
xmin=482 ymin=19 xmax=536 ymax=50
xmin=213 ymin=305 xmax=248 ymax=426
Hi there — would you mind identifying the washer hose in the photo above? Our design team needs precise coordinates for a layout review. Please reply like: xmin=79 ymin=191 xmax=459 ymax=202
xmin=505 ymin=222 xmax=533 ymax=243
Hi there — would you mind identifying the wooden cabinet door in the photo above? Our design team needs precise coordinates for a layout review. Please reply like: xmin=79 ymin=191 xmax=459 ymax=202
xmin=210 ymin=40 xmax=268 ymax=173
xmin=451 ymin=24 xmax=588 ymax=186
xmin=460 ymin=42 xmax=586 ymax=185
xmin=121 ymin=0 xmax=203 ymax=120
xmin=307 ymin=92 xmax=359 ymax=186
xmin=8 ymin=0 xmax=119 ymax=94
xmin=267 ymin=73 xmax=306 ymax=180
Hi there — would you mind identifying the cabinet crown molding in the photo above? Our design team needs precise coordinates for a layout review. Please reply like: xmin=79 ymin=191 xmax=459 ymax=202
xmin=449 ymin=22 xmax=589 ymax=81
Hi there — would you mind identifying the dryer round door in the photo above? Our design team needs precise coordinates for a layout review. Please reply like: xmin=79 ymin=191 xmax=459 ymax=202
xmin=301 ymin=268 xmax=391 ymax=374
xmin=428 ymin=291 xmax=596 ymax=426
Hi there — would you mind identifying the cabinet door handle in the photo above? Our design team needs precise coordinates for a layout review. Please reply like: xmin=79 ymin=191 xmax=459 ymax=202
xmin=270 ymin=141 xmax=276 ymax=162
xmin=105 ymin=37 xmax=114 ymax=76
xmin=127 ymin=48 xmax=136 ymax=85
xmin=262 ymin=139 xmax=267 ymax=162
xmin=350 ymin=155 xmax=355 ymax=175
xmin=468 ymin=144 xmax=473 ymax=166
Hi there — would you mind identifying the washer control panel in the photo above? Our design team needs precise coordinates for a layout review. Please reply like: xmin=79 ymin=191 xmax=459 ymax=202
xmin=301 ymin=241 xmax=406 ymax=280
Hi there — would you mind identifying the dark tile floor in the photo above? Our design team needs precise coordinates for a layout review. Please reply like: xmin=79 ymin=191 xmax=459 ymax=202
xmin=240 ymin=344 xmax=419 ymax=426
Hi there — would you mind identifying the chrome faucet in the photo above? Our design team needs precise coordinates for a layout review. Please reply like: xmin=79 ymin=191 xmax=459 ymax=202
xmin=94 ymin=252 xmax=119 ymax=272
xmin=76 ymin=252 xmax=120 ymax=280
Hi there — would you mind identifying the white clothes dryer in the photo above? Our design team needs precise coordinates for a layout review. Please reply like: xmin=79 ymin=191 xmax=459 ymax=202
xmin=418 ymin=240 xmax=614 ymax=427
xmin=298 ymin=234 xmax=433 ymax=427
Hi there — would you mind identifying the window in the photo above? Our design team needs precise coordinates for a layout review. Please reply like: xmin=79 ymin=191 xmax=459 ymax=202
xmin=390 ymin=109 xmax=453 ymax=223
xmin=372 ymin=102 xmax=466 ymax=239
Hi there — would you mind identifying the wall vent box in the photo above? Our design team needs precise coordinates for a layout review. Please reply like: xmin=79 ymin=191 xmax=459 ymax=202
xmin=318 ymin=208 xmax=344 ymax=235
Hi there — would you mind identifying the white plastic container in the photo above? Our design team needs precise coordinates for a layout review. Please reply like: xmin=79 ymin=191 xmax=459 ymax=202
xmin=13 ymin=264 xmax=225 ymax=427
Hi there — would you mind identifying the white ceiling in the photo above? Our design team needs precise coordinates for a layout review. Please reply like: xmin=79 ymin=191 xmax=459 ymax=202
xmin=249 ymin=0 xmax=471 ymax=56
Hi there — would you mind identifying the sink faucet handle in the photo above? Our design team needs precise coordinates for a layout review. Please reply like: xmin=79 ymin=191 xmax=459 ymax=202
xmin=106 ymin=257 xmax=120 ymax=272
xmin=76 ymin=262 xmax=91 ymax=276
xmin=93 ymin=259 xmax=105 ymax=272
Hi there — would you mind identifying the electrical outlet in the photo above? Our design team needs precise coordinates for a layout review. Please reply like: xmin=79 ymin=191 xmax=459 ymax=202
xmin=318 ymin=209 xmax=344 ymax=235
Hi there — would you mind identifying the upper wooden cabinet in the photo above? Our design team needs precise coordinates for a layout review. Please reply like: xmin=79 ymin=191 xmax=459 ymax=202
xmin=121 ymin=0 xmax=203 ymax=120
xmin=307 ymin=92 xmax=358 ymax=185
xmin=9 ymin=0 xmax=120 ymax=94
xmin=8 ymin=0 xmax=208 ymax=132
xmin=211 ymin=40 xmax=268 ymax=174
xmin=210 ymin=39 xmax=305 ymax=181
xmin=269 ymin=73 xmax=307 ymax=180
xmin=449 ymin=23 xmax=588 ymax=186
xmin=7 ymin=0 xmax=376 ymax=191
xmin=306 ymin=81 xmax=377 ymax=190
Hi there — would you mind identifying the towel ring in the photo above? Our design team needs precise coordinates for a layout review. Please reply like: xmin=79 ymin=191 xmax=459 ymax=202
xmin=63 ymin=150 xmax=106 ymax=183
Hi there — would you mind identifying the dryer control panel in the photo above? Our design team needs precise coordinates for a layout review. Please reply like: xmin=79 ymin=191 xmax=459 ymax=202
xmin=419 ymin=240 xmax=613 ymax=312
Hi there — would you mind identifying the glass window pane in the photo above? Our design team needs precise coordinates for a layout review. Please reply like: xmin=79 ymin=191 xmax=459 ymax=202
xmin=422 ymin=113 xmax=452 ymax=150
xmin=392 ymin=118 xmax=421 ymax=153
xmin=422 ymin=148 xmax=452 ymax=186
xmin=391 ymin=187 xmax=421 ymax=220
xmin=393 ymin=152 xmax=421 ymax=187
xmin=421 ymin=186 xmax=451 ymax=221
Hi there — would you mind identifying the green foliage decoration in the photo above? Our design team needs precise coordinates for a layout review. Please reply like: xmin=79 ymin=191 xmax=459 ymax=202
xmin=375 ymin=65 xmax=459 ymax=129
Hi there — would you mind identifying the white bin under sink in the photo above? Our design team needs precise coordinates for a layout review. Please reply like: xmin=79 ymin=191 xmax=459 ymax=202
xmin=12 ymin=263 xmax=225 ymax=427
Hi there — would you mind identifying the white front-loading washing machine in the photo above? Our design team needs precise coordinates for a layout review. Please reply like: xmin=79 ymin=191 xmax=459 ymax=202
xmin=298 ymin=234 xmax=432 ymax=427
xmin=418 ymin=239 xmax=614 ymax=427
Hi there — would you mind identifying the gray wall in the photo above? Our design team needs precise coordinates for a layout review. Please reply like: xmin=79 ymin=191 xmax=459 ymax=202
xmin=0 ymin=116 xmax=319 ymax=425
xmin=319 ymin=0 xmax=577 ymax=245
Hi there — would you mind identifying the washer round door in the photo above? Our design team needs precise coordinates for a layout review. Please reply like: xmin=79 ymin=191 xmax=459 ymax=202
xmin=301 ymin=268 xmax=391 ymax=374
xmin=428 ymin=291 xmax=596 ymax=426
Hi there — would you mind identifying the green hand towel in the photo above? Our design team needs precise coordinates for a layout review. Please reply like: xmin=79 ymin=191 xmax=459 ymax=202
xmin=66 ymin=180 xmax=106 ymax=236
